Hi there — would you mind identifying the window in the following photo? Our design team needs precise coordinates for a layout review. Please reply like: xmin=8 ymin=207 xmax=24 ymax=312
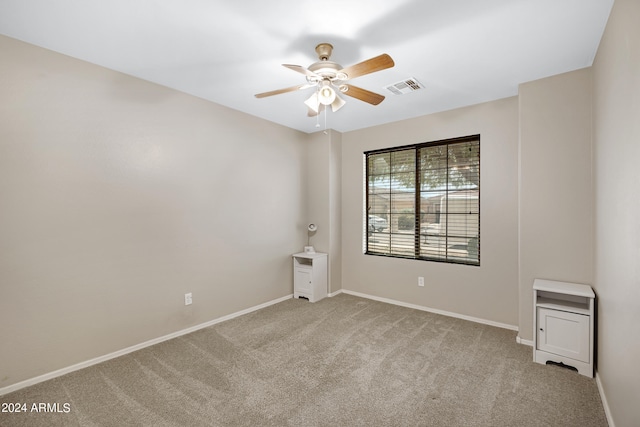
xmin=365 ymin=135 xmax=480 ymax=265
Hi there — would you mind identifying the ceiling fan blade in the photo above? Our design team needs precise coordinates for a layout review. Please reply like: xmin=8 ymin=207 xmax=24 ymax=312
xmin=338 ymin=54 xmax=394 ymax=80
xmin=255 ymin=84 xmax=312 ymax=98
xmin=283 ymin=64 xmax=321 ymax=79
xmin=340 ymin=84 xmax=385 ymax=105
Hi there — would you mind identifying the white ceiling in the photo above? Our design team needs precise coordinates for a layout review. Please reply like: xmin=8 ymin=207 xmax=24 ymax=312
xmin=0 ymin=0 xmax=613 ymax=134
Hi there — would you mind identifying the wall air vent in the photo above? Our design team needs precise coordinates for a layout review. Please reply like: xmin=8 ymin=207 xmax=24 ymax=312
xmin=385 ymin=78 xmax=424 ymax=95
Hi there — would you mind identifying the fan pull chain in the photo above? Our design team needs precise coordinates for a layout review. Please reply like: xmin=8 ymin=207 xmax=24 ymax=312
xmin=323 ymin=107 xmax=328 ymax=134
xmin=315 ymin=86 xmax=321 ymax=129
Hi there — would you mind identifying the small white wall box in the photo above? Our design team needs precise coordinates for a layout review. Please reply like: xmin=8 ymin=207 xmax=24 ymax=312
xmin=292 ymin=252 xmax=328 ymax=303
xmin=533 ymin=279 xmax=595 ymax=377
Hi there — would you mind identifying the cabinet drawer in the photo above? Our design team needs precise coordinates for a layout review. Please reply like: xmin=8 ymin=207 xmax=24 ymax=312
xmin=537 ymin=307 xmax=590 ymax=363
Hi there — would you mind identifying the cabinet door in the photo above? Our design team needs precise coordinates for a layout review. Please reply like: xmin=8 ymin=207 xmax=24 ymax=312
xmin=294 ymin=267 xmax=312 ymax=293
xmin=537 ymin=307 xmax=590 ymax=363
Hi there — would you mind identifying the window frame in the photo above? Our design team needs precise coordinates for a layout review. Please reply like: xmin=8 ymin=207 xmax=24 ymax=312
xmin=364 ymin=134 xmax=480 ymax=266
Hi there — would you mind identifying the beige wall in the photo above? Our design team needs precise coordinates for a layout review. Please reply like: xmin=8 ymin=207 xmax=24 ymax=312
xmin=305 ymin=130 xmax=342 ymax=293
xmin=329 ymin=131 xmax=343 ymax=294
xmin=341 ymin=97 xmax=519 ymax=327
xmin=0 ymin=35 xmax=308 ymax=388
xmin=517 ymin=68 xmax=594 ymax=341
xmin=592 ymin=0 xmax=640 ymax=425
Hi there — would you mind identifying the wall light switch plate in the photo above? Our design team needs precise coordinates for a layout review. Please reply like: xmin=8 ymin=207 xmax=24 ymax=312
xmin=418 ymin=277 xmax=425 ymax=287
xmin=185 ymin=292 xmax=193 ymax=305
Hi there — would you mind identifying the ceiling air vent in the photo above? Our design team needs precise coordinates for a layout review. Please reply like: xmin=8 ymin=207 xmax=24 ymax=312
xmin=385 ymin=78 xmax=424 ymax=95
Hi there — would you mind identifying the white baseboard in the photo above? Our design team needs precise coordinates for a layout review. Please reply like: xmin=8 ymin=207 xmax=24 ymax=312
xmin=341 ymin=289 xmax=518 ymax=331
xmin=0 ymin=294 xmax=293 ymax=397
xmin=516 ymin=335 xmax=534 ymax=346
xmin=595 ymin=371 xmax=615 ymax=427
xmin=328 ymin=289 xmax=344 ymax=298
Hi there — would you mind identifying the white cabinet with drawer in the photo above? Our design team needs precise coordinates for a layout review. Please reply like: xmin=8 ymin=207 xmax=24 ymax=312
xmin=533 ymin=279 xmax=595 ymax=377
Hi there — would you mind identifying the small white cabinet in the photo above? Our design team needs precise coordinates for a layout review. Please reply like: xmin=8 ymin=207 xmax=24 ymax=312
xmin=533 ymin=279 xmax=595 ymax=377
xmin=292 ymin=252 xmax=327 ymax=303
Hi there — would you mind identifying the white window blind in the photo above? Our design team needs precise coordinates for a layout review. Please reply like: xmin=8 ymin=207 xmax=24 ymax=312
xmin=365 ymin=135 xmax=480 ymax=266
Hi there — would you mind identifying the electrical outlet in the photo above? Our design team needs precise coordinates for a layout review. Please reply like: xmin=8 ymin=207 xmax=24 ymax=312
xmin=418 ymin=277 xmax=425 ymax=287
xmin=185 ymin=292 xmax=192 ymax=306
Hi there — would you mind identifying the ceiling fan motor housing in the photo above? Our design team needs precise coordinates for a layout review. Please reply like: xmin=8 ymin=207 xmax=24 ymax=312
xmin=315 ymin=43 xmax=333 ymax=60
xmin=306 ymin=44 xmax=347 ymax=83
xmin=307 ymin=61 xmax=346 ymax=83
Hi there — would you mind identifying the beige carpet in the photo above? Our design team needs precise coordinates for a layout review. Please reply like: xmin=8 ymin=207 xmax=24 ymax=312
xmin=0 ymin=294 xmax=607 ymax=426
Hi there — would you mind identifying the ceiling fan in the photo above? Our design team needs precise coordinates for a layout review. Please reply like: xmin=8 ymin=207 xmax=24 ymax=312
xmin=255 ymin=43 xmax=395 ymax=117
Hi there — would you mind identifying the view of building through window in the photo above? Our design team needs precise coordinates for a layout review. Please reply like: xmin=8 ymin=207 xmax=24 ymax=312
xmin=365 ymin=135 xmax=480 ymax=265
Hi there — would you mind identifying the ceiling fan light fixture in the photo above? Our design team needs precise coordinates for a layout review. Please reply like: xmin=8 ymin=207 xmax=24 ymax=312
xmin=304 ymin=92 xmax=320 ymax=112
xmin=318 ymin=81 xmax=336 ymax=105
xmin=331 ymin=95 xmax=346 ymax=112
